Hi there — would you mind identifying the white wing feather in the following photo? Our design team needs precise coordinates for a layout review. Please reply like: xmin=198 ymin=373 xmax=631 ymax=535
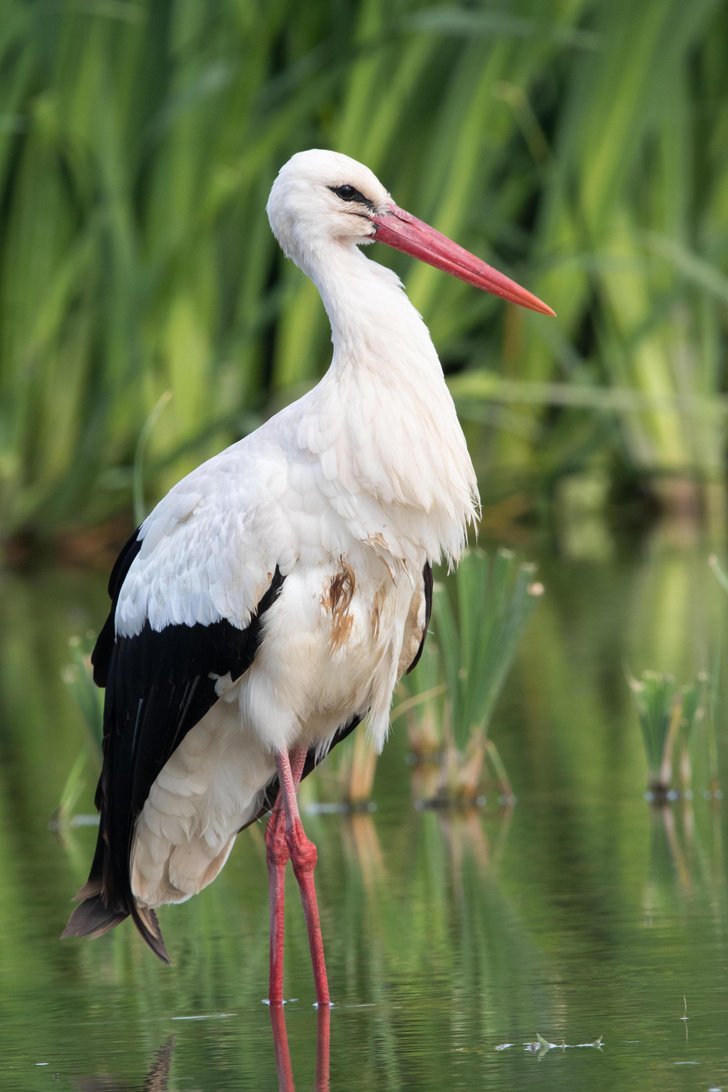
xmin=115 ymin=433 xmax=291 ymax=637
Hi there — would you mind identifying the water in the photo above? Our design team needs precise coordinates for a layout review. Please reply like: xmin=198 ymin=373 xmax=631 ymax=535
xmin=1 ymin=530 xmax=727 ymax=1090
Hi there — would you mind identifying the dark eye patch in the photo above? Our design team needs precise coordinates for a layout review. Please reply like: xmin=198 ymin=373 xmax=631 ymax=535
xmin=329 ymin=184 xmax=374 ymax=210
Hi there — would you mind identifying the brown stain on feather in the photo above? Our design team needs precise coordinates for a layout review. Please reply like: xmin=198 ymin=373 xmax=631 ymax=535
xmin=371 ymin=582 xmax=387 ymax=641
xmin=366 ymin=533 xmax=395 ymax=582
xmin=322 ymin=563 xmax=356 ymax=651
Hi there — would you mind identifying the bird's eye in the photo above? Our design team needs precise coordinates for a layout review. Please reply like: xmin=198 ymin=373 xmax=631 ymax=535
xmin=329 ymin=184 xmax=373 ymax=209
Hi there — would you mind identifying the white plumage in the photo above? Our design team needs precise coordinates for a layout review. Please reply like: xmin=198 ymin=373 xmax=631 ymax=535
xmin=64 ymin=150 xmax=552 ymax=995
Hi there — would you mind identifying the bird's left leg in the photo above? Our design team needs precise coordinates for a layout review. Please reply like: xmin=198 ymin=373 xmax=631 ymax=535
xmin=275 ymin=747 xmax=330 ymax=1006
xmin=266 ymin=746 xmax=307 ymax=1005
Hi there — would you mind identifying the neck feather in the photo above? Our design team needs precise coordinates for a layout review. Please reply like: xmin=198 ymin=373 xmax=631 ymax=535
xmin=308 ymin=242 xmax=440 ymax=379
xmin=296 ymin=240 xmax=480 ymax=565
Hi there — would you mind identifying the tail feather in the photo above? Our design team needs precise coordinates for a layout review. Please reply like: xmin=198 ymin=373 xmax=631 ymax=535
xmin=131 ymin=904 xmax=170 ymax=964
xmin=62 ymin=894 xmax=170 ymax=964
xmin=72 ymin=876 xmax=103 ymax=902
xmin=62 ymin=827 xmax=171 ymax=964
xmin=62 ymin=894 xmax=128 ymax=941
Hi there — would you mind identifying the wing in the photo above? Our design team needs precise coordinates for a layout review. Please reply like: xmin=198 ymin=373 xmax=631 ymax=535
xmin=245 ymin=562 xmax=433 ymax=827
xmin=64 ymin=466 xmax=285 ymax=961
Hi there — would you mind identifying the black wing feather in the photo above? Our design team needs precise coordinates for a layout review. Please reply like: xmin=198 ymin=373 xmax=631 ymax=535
xmin=406 ymin=562 xmax=433 ymax=676
xmin=64 ymin=532 xmax=284 ymax=962
xmin=92 ymin=526 xmax=143 ymax=687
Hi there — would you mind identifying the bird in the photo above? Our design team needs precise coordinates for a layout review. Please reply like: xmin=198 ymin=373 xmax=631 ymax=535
xmin=63 ymin=150 xmax=554 ymax=1004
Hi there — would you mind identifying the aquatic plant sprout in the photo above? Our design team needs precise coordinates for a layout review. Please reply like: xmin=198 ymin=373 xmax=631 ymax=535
xmin=434 ymin=549 xmax=543 ymax=751
xmin=397 ymin=548 xmax=544 ymax=803
xmin=628 ymin=671 xmax=679 ymax=794
xmin=628 ymin=670 xmax=712 ymax=797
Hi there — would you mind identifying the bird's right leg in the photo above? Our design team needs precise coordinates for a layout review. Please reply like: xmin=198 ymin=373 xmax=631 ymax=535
xmin=275 ymin=747 xmax=330 ymax=1007
xmin=266 ymin=746 xmax=307 ymax=1004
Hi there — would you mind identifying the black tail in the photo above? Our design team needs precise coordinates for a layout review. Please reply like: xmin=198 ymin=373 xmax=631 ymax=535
xmin=62 ymin=833 xmax=170 ymax=964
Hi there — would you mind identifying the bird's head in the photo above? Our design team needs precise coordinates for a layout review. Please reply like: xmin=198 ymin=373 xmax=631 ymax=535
xmin=267 ymin=149 xmax=554 ymax=316
xmin=267 ymin=150 xmax=389 ymax=262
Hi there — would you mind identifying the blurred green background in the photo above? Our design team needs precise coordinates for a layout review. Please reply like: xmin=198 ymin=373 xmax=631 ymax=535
xmin=4 ymin=4 xmax=728 ymax=1086
xmin=2 ymin=0 xmax=728 ymax=553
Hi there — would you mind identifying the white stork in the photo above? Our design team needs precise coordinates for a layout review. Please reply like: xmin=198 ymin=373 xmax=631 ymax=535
xmin=63 ymin=150 xmax=553 ymax=1004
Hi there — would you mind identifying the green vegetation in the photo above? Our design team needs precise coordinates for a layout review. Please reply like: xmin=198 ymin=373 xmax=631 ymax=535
xmin=2 ymin=0 xmax=728 ymax=548
xmin=628 ymin=670 xmax=713 ymax=798
xmin=61 ymin=633 xmax=103 ymax=749
xmin=628 ymin=671 xmax=680 ymax=795
xmin=411 ymin=548 xmax=542 ymax=803
xmin=331 ymin=550 xmax=542 ymax=808
xmin=56 ymin=633 xmax=102 ymax=827
xmin=3 ymin=5 xmax=728 ymax=1084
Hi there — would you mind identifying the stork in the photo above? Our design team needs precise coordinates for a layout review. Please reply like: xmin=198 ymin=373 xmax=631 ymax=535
xmin=63 ymin=150 xmax=553 ymax=1004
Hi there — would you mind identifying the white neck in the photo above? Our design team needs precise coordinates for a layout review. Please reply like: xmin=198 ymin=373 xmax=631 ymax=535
xmin=296 ymin=240 xmax=480 ymax=566
xmin=306 ymin=241 xmax=440 ymax=380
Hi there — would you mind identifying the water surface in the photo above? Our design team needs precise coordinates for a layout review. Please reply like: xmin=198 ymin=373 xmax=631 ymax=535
xmin=1 ymin=533 xmax=727 ymax=1090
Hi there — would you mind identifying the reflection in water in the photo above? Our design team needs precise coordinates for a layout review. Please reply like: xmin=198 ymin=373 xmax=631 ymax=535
xmin=269 ymin=1002 xmax=330 ymax=1092
xmin=646 ymin=795 xmax=727 ymax=916
xmin=5 ymin=541 xmax=728 ymax=1090
xmin=71 ymin=1009 xmax=333 ymax=1092
xmin=343 ymin=811 xmax=387 ymax=891
xmin=270 ymin=1003 xmax=294 ymax=1091
xmin=72 ymin=1014 xmax=331 ymax=1092
xmin=73 ymin=1036 xmax=175 ymax=1091
xmin=438 ymin=800 xmax=514 ymax=881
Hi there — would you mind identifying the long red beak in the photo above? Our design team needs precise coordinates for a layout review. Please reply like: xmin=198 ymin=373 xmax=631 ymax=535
xmin=370 ymin=204 xmax=555 ymax=317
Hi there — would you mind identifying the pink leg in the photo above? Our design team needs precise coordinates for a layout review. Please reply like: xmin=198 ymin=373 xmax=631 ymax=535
xmin=275 ymin=748 xmax=330 ymax=1006
xmin=265 ymin=795 xmax=288 ymax=1005
xmin=266 ymin=747 xmax=307 ymax=1004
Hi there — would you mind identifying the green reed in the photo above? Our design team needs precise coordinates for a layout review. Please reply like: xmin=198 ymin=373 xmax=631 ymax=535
xmin=2 ymin=0 xmax=728 ymax=547
xmin=398 ymin=549 xmax=542 ymax=804
xmin=629 ymin=670 xmax=711 ymax=798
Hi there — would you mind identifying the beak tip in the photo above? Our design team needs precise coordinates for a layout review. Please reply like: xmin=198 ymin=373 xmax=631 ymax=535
xmin=519 ymin=299 xmax=556 ymax=317
xmin=527 ymin=298 xmax=556 ymax=317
